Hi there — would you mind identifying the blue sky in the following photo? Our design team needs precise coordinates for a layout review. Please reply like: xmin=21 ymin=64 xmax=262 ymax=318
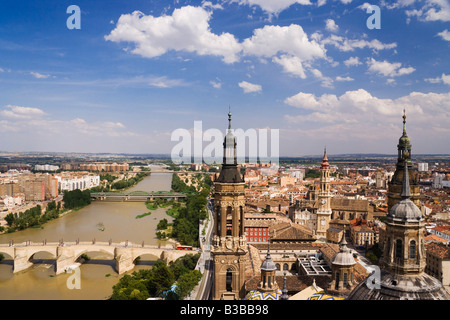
xmin=0 ymin=0 xmax=449 ymax=157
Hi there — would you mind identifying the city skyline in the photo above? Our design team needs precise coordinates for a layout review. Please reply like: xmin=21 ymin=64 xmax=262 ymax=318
xmin=0 ymin=0 xmax=449 ymax=156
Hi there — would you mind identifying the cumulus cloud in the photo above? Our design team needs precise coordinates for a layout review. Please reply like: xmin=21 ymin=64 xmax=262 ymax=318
xmin=437 ymin=29 xmax=450 ymax=41
xmin=210 ymin=79 xmax=222 ymax=89
xmin=406 ymin=0 xmax=450 ymax=22
xmin=105 ymin=6 xmax=241 ymax=64
xmin=0 ymin=105 xmax=137 ymax=139
xmin=0 ymin=105 xmax=46 ymax=119
xmin=425 ymin=73 xmax=450 ymax=85
xmin=317 ymin=33 xmax=397 ymax=52
xmin=366 ymin=58 xmax=415 ymax=77
xmin=283 ymin=89 xmax=450 ymax=147
xmin=242 ymin=24 xmax=325 ymax=61
xmin=230 ymin=0 xmax=312 ymax=15
xmin=344 ymin=56 xmax=362 ymax=67
xmin=238 ymin=81 xmax=262 ymax=93
xmin=272 ymin=54 xmax=307 ymax=78
xmin=336 ymin=76 xmax=354 ymax=81
xmin=310 ymin=68 xmax=334 ymax=88
xmin=325 ymin=19 xmax=339 ymax=32
xmin=105 ymin=5 xmax=400 ymax=85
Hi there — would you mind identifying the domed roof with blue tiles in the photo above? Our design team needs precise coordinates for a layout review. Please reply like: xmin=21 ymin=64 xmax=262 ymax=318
xmin=244 ymin=289 xmax=283 ymax=300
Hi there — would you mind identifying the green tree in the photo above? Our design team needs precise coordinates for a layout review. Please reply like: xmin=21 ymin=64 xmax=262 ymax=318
xmin=175 ymin=270 xmax=202 ymax=299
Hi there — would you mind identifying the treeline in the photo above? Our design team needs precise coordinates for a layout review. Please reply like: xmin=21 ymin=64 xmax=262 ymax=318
xmin=62 ymin=189 xmax=91 ymax=209
xmin=169 ymin=174 xmax=210 ymax=247
xmin=110 ymin=253 xmax=201 ymax=300
xmin=3 ymin=201 xmax=61 ymax=231
xmin=90 ymin=172 xmax=150 ymax=192
xmin=110 ymin=172 xmax=149 ymax=190
xmin=171 ymin=173 xmax=196 ymax=193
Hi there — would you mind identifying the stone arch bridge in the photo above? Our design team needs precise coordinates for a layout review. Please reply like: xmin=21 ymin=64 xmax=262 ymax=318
xmin=0 ymin=241 xmax=198 ymax=275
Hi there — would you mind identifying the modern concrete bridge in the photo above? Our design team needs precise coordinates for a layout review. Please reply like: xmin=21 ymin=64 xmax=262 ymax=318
xmin=90 ymin=191 xmax=187 ymax=202
xmin=0 ymin=241 xmax=198 ymax=275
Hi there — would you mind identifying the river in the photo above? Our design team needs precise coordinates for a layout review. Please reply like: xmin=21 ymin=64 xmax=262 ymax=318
xmin=0 ymin=167 xmax=174 ymax=300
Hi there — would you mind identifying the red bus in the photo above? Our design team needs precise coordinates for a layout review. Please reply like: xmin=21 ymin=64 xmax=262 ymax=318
xmin=176 ymin=245 xmax=193 ymax=251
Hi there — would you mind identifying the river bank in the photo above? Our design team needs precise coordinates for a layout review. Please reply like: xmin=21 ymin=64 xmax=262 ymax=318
xmin=0 ymin=171 xmax=175 ymax=299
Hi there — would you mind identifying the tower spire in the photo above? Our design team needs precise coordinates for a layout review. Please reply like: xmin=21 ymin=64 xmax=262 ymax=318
xmin=402 ymin=108 xmax=407 ymax=136
xmin=228 ymin=106 xmax=232 ymax=131
xmin=401 ymin=160 xmax=411 ymax=199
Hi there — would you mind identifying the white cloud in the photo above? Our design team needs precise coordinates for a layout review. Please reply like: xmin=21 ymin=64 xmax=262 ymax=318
xmin=318 ymin=34 xmax=397 ymax=52
xmin=425 ymin=73 xmax=450 ymax=85
xmin=406 ymin=0 xmax=450 ymax=22
xmin=0 ymin=109 xmax=137 ymax=140
xmin=242 ymin=24 xmax=326 ymax=61
xmin=380 ymin=0 xmax=415 ymax=9
xmin=272 ymin=54 xmax=307 ymax=78
xmin=0 ymin=105 xmax=46 ymax=119
xmin=310 ymin=68 xmax=334 ymax=88
xmin=210 ymin=79 xmax=222 ymax=89
xmin=30 ymin=72 xmax=50 ymax=79
xmin=325 ymin=19 xmax=339 ymax=32
xmin=148 ymin=76 xmax=187 ymax=88
xmin=201 ymin=0 xmax=224 ymax=10
xmin=238 ymin=81 xmax=262 ymax=93
xmin=344 ymin=56 xmax=362 ymax=67
xmin=336 ymin=76 xmax=354 ymax=81
xmin=437 ymin=29 xmax=450 ymax=41
xmin=105 ymin=6 xmax=241 ymax=64
xmin=230 ymin=0 xmax=312 ymax=15
xmin=366 ymin=58 xmax=415 ymax=77
xmin=283 ymin=89 xmax=450 ymax=149
xmin=284 ymin=89 xmax=428 ymax=118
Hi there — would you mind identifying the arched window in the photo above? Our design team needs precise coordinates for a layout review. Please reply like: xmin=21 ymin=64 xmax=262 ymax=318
xmin=335 ymin=272 xmax=340 ymax=289
xmin=343 ymin=273 xmax=348 ymax=287
xmin=226 ymin=269 xmax=233 ymax=292
xmin=395 ymin=239 xmax=403 ymax=259
xmin=226 ymin=206 xmax=232 ymax=236
xmin=275 ymin=263 xmax=280 ymax=270
xmin=409 ymin=240 xmax=416 ymax=259
xmin=283 ymin=263 xmax=288 ymax=271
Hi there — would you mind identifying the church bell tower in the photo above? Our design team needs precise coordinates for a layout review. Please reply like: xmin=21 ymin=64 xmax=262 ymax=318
xmin=387 ymin=110 xmax=421 ymax=211
xmin=316 ymin=148 xmax=332 ymax=238
xmin=211 ymin=111 xmax=248 ymax=300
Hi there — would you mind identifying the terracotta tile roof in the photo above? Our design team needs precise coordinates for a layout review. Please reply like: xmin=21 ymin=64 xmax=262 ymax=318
xmin=331 ymin=197 xmax=369 ymax=211
xmin=244 ymin=275 xmax=332 ymax=293
xmin=269 ymin=222 xmax=315 ymax=241
xmin=425 ymin=242 xmax=450 ymax=259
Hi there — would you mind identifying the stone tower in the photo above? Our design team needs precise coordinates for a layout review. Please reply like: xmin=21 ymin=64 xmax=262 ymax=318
xmin=258 ymin=243 xmax=279 ymax=294
xmin=387 ymin=110 xmax=421 ymax=211
xmin=328 ymin=236 xmax=357 ymax=296
xmin=316 ymin=148 xmax=332 ymax=238
xmin=211 ymin=111 xmax=248 ymax=300
xmin=347 ymin=162 xmax=450 ymax=300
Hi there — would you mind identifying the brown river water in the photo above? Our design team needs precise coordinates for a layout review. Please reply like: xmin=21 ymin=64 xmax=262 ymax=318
xmin=0 ymin=168 xmax=175 ymax=300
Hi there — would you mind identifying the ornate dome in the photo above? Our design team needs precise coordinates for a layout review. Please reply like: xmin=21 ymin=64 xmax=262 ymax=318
xmin=388 ymin=159 xmax=422 ymax=221
xmin=388 ymin=198 xmax=422 ymax=221
xmin=331 ymin=237 xmax=356 ymax=266
xmin=244 ymin=289 xmax=282 ymax=300
xmin=347 ymin=270 xmax=450 ymax=300
xmin=307 ymin=291 xmax=344 ymax=300
xmin=260 ymin=250 xmax=277 ymax=271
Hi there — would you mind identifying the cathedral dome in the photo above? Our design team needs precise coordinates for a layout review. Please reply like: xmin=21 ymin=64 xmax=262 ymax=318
xmin=388 ymin=198 xmax=422 ymax=221
xmin=347 ymin=270 xmax=450 ymax=300
xmin=331 ymin=237 xmax=356 ymax=266
xmin=244 ymin=289 xmax=282 ymax=300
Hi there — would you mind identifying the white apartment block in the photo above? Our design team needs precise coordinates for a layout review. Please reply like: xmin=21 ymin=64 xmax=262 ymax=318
xmin=56 ymin=174 xmax=100 ymax=191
